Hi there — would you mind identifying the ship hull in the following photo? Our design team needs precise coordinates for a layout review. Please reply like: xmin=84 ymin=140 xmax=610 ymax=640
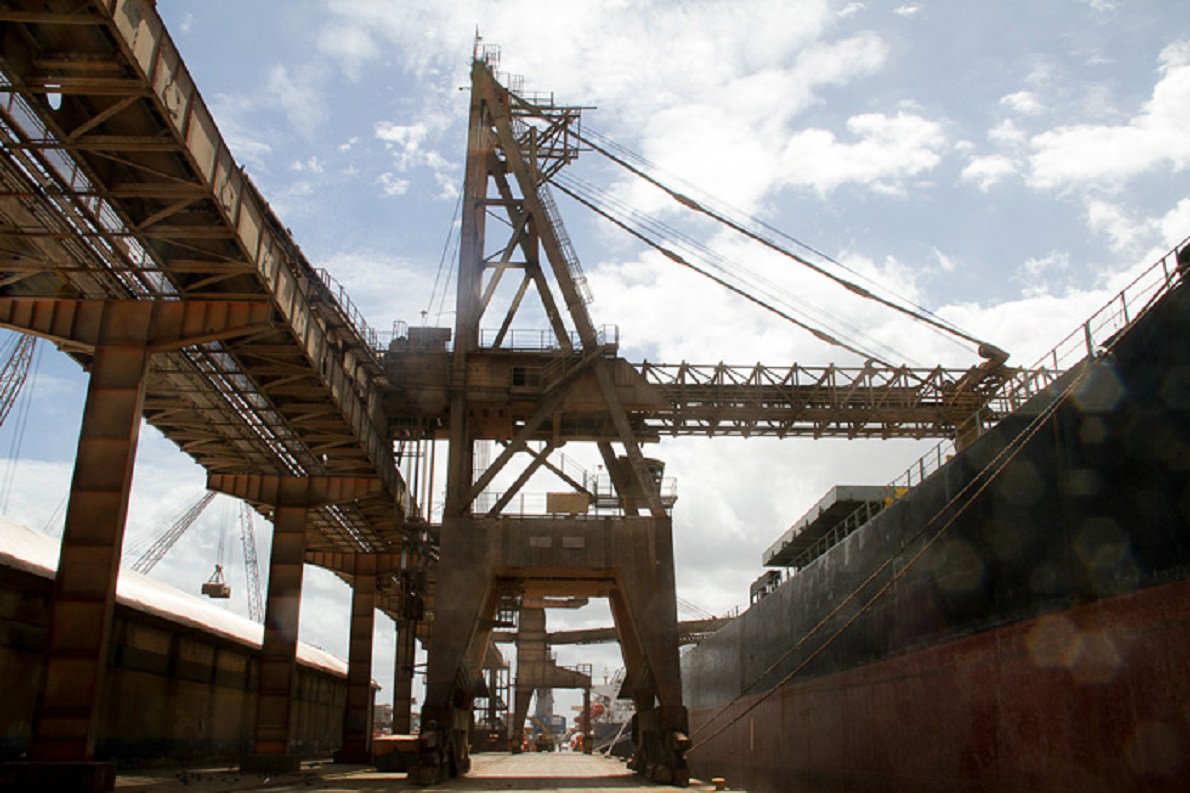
xmin=688 ymin=577 xmax=1190 ymax=792
xmin=683 ymin=273 xmax=1190 ymax=791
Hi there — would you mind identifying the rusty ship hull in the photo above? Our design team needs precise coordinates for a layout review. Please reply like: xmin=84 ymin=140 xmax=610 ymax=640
xmin=682 ymin=270 xmax=1190 ymax=791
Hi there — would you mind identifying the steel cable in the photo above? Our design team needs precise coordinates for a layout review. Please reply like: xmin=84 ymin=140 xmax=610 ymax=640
xmin=556 ymin=172 xmax=912 ymax=366
xmin=581 ymin=127 xmax=988 ymax=357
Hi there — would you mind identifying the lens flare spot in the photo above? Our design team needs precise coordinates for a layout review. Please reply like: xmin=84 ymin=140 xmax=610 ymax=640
xmin=1026 ymin=614 xmax=1078 ymax=669
xmin=1072 ymin=364 xmax=1126 ymax=414
xmin=930 ymin=539 xmax=986 ymax=595
xmin=1068 ymin=630 xmax=1122 ymax=685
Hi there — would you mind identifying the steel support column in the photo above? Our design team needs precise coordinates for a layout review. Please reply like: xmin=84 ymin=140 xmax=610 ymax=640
xmin=207 ymin=473 xmax=382 ymax=775
xmin=582 ymin=686 xmax=593 ymax=754
xmin=511 ymin=688 xmax=533 ymax=753
xmin=415 ymin=516 xmax=497 ymax=782
xmin=251 ymin=482 xmax=309 ymax=774
xmin=28 ymin=304 xmax=151 ymax=788
xmin=335 ymin=555 xmax=377 ymax=763
xmin=0 ymin=299 xmax=274 ymax=793
xmin=393 ymin=618 xmax=417 ymax=735
xmin=608 ymin=515 xmax=689 ymax=785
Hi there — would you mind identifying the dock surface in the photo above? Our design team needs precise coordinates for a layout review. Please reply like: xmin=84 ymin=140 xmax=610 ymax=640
xmin=114 ymin=753 xmax=732 ymax=792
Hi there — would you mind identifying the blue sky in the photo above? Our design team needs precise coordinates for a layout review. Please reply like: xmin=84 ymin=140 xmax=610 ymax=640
xmin=2 ymin=0 xmax=1188 ymax=710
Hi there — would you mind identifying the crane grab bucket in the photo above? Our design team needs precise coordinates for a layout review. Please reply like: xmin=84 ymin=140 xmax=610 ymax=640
xmin=201 ymin=564 xmax=231 ymax=599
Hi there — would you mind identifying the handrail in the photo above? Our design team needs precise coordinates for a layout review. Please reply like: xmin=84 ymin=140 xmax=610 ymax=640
xmin=478 ymin=325 xmax=618 ymax=350
xmin=782 ymin=237 xmax=1190 ymax=574
xmin=312 ymin=267 xmax=381 ymax=354
xmin=537 ymin=184 xmax=593 ymax=304
xmin=893 ymin=237 xmax=1188 ymax=496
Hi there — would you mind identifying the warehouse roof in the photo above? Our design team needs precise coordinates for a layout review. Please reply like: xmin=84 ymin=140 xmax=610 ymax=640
xmin=0 ymin=516 xmax=347 ymax=677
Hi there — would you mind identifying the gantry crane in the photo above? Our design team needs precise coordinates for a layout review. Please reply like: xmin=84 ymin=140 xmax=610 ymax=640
xmin=402 ymin=49 xmax=691 ymax=784
xmin=389 ymin=48 xmax=1030 ymax=786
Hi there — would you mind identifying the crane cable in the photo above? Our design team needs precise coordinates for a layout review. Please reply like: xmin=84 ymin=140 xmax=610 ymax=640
xmin=0 ymin=335 xmax=41 ymax=514
xmin=585 ymin=129 xmax=971 ymax=349
xmin=426 ymin=189 xmax=464 ymax=324
xmin=553 ymin=180 xmax=903 ymax=370
xmin=556 ymin=172 xmax=912 ymax=367
xmin=128 ymin=490 xmax=217 ymax=574
xmin=575 ymin=130 xmax=1006 ymax=361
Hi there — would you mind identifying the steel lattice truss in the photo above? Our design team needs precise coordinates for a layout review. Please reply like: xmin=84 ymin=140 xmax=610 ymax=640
xmin=0 ymin=2 xmax=410 ymax=595
xmin=639 ymin=360 xmax=1015 ymax=439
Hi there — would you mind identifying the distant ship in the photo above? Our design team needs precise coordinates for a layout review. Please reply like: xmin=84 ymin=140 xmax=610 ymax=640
xmin=681 ymin=242 xmax=1190 ymax=792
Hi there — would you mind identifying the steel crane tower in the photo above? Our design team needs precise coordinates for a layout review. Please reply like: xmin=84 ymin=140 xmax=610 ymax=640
xmin=410 ymin=51 xmax=691 ymax=785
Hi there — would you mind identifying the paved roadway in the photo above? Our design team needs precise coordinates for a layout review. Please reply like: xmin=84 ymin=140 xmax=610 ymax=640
xmin=113 ymin=753 xmax=736 ymax=792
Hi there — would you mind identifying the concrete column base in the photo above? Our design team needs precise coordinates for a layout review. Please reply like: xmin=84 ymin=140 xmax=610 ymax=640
xmin=239 ymin=754 xmax=301 ymax=775
xmin=0 ymin=761 xmax=116 ymax=792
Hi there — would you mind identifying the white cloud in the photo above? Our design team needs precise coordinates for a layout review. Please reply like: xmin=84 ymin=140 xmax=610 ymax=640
xmin=1000 ymin=90 xmax=1043 ymax=116
xmin=324 ymin=1 xmax=896 ymax=213
xmin=586 ymin=230 xmax=941 ymax=369
xmin=988 ymin=119 xmax=1027 ymax=147
xmin=780 ymin=111 xmax=946 ymax=195
xmin=375 ymin=121 xmax=430 ymax=168
xmin=1157 ymin=198 xmax=1190 ymax=248
xmin=933 ymin=247 xmax=958 ymax=273
xmin=893 ymin=4 xmax=922 ymax=18
xmin=289 ymin=156 xmax=325 ymax=173
xmin=1027 ymin=40 xmax=1190 ymax=189
xmin=838 ymin=2 xmax=865 ymax=18
xmin=615 ymin=31 xmax=892 ymax=214
xmin=373 ymin=119 xmax=457 ymax=199
xmin=1087 ymin=197 xmax=1190 ymax=256
xmin=960 ymin=154 xmax=1017 ymax=191
xmin=374 ymin=122 xmax=425 ymax=147
xmin=1015 ymin=251 xmax=1071 ymax=297
xmin=316 ymin=250 xmax=441 ymax=330
xmin=208 ymin=94 xmax=274 ymax=170
xmin=377 ymin=172 xmax=411 ymax=197
xmin=316 ymin=24 xmax=381 ymax=80
xmin=266 ymin=64 xmax=327 ymax=138
xmin=1086 ymin=199 xmax=1144 ymax=252
xmin=943 ymin=286 xmax=1114 ymax=367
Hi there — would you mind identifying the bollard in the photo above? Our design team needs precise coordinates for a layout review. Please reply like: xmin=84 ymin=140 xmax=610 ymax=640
xmin=711 ymin=777 xmax=727 ymax=791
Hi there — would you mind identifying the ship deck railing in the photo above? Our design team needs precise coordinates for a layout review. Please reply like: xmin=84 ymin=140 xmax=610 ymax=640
xmin=782 ymin=237 xmax=1189 ymax=577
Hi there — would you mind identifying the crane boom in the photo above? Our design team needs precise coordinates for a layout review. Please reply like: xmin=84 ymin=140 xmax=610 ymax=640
xmin=0 ymin=333 xmax=35 ymax=428
xmin=130 ymin=491 xmax=216 ymax=574
xmin=384 ymin=354 xmax=1023 ymax=443
xmin=238 ymin=502 xmax=265 ymax=623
